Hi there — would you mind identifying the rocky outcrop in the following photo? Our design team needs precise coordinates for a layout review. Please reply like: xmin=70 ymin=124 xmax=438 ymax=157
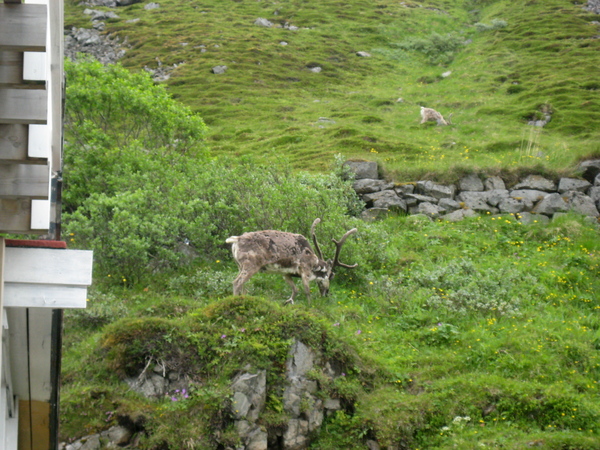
xmin=61 ymin=340 xmax=345 ymax=450
xmin=345 ymin=160 xmax=600 ymax=224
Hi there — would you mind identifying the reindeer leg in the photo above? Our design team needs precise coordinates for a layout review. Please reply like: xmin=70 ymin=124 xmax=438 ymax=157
xmin=282 ymin=275 xmax=298 ymax=304
xmin=300 ymin=273 xmax=312 ymax=304
xmin=232 ymin=266 xmax=260 ymax=296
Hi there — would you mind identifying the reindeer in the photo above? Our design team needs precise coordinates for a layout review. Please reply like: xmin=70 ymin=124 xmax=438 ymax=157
xmin=226 ymin=219 xmax=357 ymax=304
xmin=420 ymin=106 xmax=452 ymax=126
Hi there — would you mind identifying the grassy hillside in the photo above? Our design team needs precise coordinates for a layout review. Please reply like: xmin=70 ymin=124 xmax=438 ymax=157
xmin=58 ymin=0 xmax=600 ymax=448
xmin=65 ymin=0 xmax=600 ymax=177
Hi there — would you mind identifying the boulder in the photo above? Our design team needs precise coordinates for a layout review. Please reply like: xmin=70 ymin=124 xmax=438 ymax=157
xmin=486 ymin=189 xmax=509 ymax=207
xmin=363 ymin=191 xmax=407 ymax=212
xmin=578 ymin=159 xmax=600 ymax=183
xmin=458 ymin=173 xmax=484 ymax=192
xmin=513 ymin=175 xmax=556 ymax=191
xmin=564 ymin=191 xmax=599 ymax=217
xmin=438 ymin=198 xmax=461 ymax=212
xmin=352 ymin=179 xmax=393 ymax=194
xmin=532 ymin=193 xmax=568 ymax=216
xmin=231 ymin=371 xmax=267 ymax=422
xmin=498 ymin=197 xmax=527 ymax=213
xmin=457 ymin=191 xmax=496 ymax=213
xmin=343 ymin=161 xmax=378 ymax=180
xmin=356 ymin=51 xmax=372 ymax=57
xmin=417 ymin=202 xmax=445 ymax=219
xmin=484 ymin=176 xmax=506 ymax=191
xmin=144 ymin=2 xmax=160 ymax=9
xmin=394 ymin=183 xmax=415 ymax=195
xmin=509 ymin=189 xmax=549 ymax=204
xmin=440 ymin=208 xmax=477 ymax=222
xmin=589 ymin=186 xmax=600 ymax=206
xmin=404 ymin=193 xmax=439 ymax=204
xmin=557 ymin=178 xmax=591 ymax=194
xmin=416 ymin=180 xmax=456 ymax=199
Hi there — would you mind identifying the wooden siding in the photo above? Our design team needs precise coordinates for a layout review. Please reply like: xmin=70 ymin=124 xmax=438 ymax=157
xmin=0 ymin=89 xmax=47 ymax=124
xmin=3 ymin=247 xmax=93 ymax=308
xmin=0 ymin=4 xmax=47 ymax=52
xmin=0 ymin=163 xmax=49 ymax=198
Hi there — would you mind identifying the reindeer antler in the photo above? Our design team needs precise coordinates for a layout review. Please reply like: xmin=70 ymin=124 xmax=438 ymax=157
xmin=310 ymin=218 xmax=325 ymax=260
xmin=332 ymin=228 xmax=358 ymax=269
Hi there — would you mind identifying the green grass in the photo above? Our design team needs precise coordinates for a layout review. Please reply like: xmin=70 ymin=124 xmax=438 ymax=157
xmin=60 ymin=213 xmax=600 ymax=448
xmin=59 ymin=0 xmax=600 ymax=447
xmin=65 ymin=0 xmax=600 ymax=177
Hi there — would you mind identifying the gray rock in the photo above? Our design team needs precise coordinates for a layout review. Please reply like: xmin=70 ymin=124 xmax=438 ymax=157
xmin=513 ymin=175 xmax=556 ymax=192
xmin=457 ymin=191 xmax=496 ymax=212
xmin=356 ymin=51 xmax=372 ymax=57
xmin=394 ymin=183 xmax=415 ymax=195
xmin=283 ymin=418 xmax=309 ymax=450
xmin=287 ymin=340 xmax=315 ymax=378
xmin=101 ymin=426 xmax=132 ymax=446
xmin=352 ymin=179 xmax=393 ymax=194
xmin=367 ymin=440 xmax=381 ymax=450
xmin=117 ymin=0 xmax=142 ymax=5
xmin=324 ymin=398 xmax=341 ymax=411
xmin=440 ymin=208 xmax=477 ymax=222
xmin=484 ymin=176 xmax=506 ymax=191
xmin=125 ymin=373 xmax=167 ymax=398
xmin=486 ymin=189 xmax=509 ymax=206
xmin=517 ymin=212 xmax=550 ymax=225
xmin=211 ymin=65 xmax=227 ymax=74
xmin=231 ymin=371 xmax=267 ymax=422
xmin=343 ymin=161 xmax=378 ymax=180
xmin=558 ymin=178 xmax=591 ymax=194
xmin=363 ymin=190 xmax=406 ymax=209
xmin=310 ymin=66 xmax=322 ymax=73
xmin=578 ymin=159 xmax=600 ymax=183
xmin=509 ymin=189 xmax=549 ymax=204
xmin=416 ymin=180 xmax=456 ymax=199
xmin=595 ymin=173 xmax=600 ymax=186
xmin=404 ymin=193 xmax=439 ymax=204
xmin=144 ymin=2 xmax=160 ymax=9
xmin=589 ymin=186 xmax=600 ymax=205
xmin=564 ymin=191 xmax=599 ymax=217
xmin=236 ymin=421 xmax=268 ymax=450
xmin=254 ymin=17 xmax=273 ymax=27
xmin=79 ymin=435 xmax=101 ymax=450
xmin=532 ymin=193 xmax=568 ymax=216
xmin=417 ymin=202 xmax=445 ymax=218
xmin=458 ymin=173 xmax=484 ymax=191
xmin=498 ymin=197 xmax=527 ymax=213
xmin=438 ymin=198 xmax=461 ymax=212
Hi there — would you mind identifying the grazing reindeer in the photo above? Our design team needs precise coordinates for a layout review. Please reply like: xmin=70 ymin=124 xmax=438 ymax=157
xmin=226 ymin=219 xmax=357 ymax=304
xmin=420 ymin=106 xmax=452 ymax=126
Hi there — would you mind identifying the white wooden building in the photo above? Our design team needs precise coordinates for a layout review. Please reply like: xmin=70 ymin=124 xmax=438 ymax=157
xmin=1 ymin=0 xmax=94 ymax=449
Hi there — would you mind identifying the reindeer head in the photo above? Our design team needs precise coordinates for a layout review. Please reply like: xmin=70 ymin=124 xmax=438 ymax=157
xmin=310 ymin=218 xmax=358 ymax=297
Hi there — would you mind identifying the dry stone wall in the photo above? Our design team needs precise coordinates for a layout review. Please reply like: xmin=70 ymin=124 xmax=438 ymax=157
xmin=345 ymin=160 xmax=600 ymax=225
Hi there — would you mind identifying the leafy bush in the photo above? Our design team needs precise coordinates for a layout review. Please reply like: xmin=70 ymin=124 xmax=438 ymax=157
xmin=396 ymin=32 xmax=465 ymax=65
xmin=411 ymin=258 xmax=533 ymax=317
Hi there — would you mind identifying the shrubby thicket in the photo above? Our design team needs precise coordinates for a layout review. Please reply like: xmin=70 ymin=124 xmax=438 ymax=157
xmin=63 ymin=59 xmax=363 ymax=283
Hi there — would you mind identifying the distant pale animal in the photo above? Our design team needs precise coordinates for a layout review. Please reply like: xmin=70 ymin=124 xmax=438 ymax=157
xmin=420 ymin=107 xmax=452 ymax=126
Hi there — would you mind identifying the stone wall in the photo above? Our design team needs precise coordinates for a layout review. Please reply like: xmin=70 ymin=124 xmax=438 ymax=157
xmin=345 ymin=160 xmax=600 ymax=225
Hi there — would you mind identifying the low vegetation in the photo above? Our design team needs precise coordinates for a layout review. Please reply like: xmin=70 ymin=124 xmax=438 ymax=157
xmin=54 ymin=0 xmax=600 ymax=448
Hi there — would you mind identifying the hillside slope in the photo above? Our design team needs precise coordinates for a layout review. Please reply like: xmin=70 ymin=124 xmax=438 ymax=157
xmin=65 ymin=0 xmax=600 ymax=176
